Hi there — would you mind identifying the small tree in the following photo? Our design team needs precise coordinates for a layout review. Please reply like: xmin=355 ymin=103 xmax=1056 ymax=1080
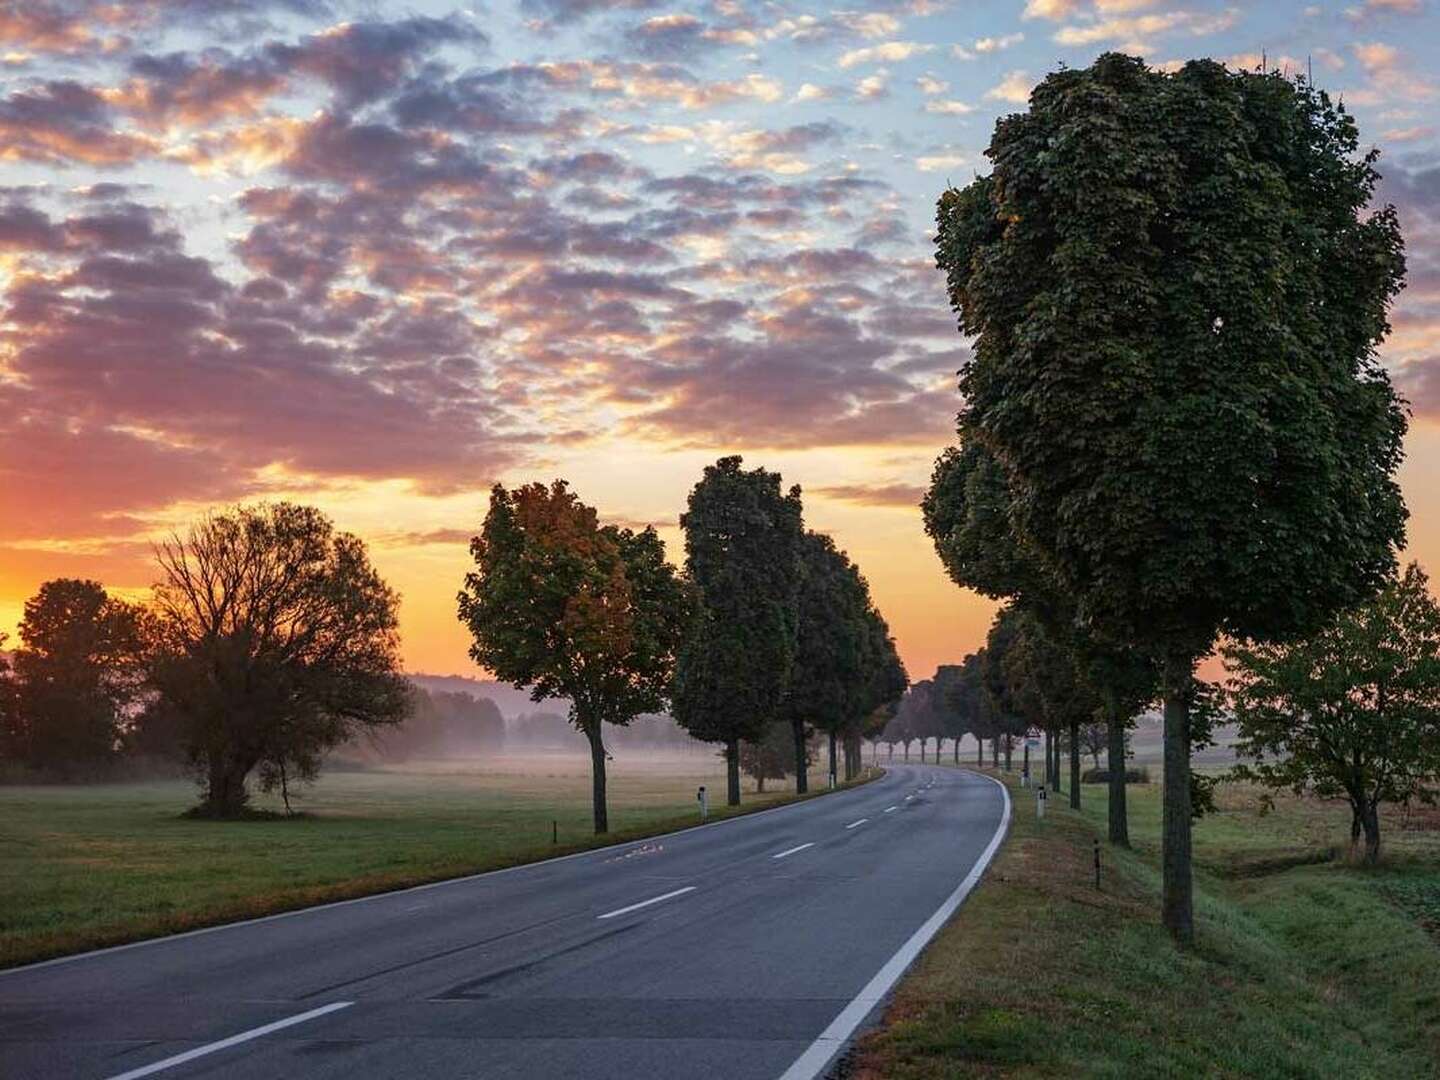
xmin=458 ymin=481 xmax=690 ymax=834
xmin=672 ymin=457 xmax=804 ymax=806
xmin=1227 ymin=563 xmax=1440 ymax=864
xmin=741 ymin=721 xmax=796 ymax=794
xmin=10 ymin=579 xmax=146 ymax=771
xmin=938 ymin=56 xmax=1409 ymax=941
xmin=151 ymin=504 xmax=409 ymax=817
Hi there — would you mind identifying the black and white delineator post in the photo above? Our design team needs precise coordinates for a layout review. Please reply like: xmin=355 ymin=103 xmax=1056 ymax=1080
xmin=1036 ymin=783 xmax=1047 ymax=819
xmin=697 ymin=785 xmax=708 ymax=822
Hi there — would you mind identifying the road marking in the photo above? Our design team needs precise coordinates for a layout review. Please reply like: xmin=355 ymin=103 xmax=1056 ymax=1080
xmin=777 ymin=770 xmax=1013 ymax=1080
xmin=845 ymin=818 xmax=867 ymax=829
xmin=596 ymin=886 xmax=696 ymax=920
xmin=884 ymin=806 xmax=897 ymax=813
xmin=102 ymin=1002 xmax=352 ymax=1080
xmin=772 ymin=842 xmax=815 ymax=859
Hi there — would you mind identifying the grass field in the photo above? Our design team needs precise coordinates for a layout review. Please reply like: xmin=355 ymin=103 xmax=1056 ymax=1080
xmin=848 ymin=768 xmax=1440 ymax=1079
xmin=0 ymin=750 xmax=863 ymax=969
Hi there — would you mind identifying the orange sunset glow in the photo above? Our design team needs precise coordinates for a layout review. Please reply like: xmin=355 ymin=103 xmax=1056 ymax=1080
xmin=2 ymin=0 xmax=1438 ymax=683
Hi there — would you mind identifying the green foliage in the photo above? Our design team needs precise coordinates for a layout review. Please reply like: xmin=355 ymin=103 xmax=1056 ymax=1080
xmin=457 ymin=480 xmax=690 ymax=832
xmin=8 ymin=579 xmax=147 ymax=771
xmin=939 ymin=54 xmax=1408 ymax=659
xmin=150 ymin=503 xmax=408 ymax=817
xmin=937 ymin=53 xmax=1410 ymax=941
xmin=1227 ymin=562 xmax=1440 ymax=861
xmin=671 ymin=457 xmax=804 ymax=752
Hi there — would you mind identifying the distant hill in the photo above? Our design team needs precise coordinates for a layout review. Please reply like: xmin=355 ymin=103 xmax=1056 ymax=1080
xmin=407 ymin=673 xmax=565 ymax=719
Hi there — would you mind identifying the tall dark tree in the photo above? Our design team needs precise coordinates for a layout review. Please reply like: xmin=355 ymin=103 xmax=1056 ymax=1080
xmin=0 ymin=633 xmax=19 ymax=763
xmin=741 ymin=720 xmax=797 ymax=794
xmin=938 ymin=55 xmax=1408 ymax=942
xmin=785 ymin=532 xmax=864 ymax=792
xmin=1227 ymin=563 xmax=1440 ymax=863
xmin=672 ymin=457 xmax=804 ymax=806
xmin=459 ymin=481 xmax=690 ymax=833
xmin=150 ymin=504 xmax=409 ymax=817
xmin=9 ymin=579 xmax=146 ymax=771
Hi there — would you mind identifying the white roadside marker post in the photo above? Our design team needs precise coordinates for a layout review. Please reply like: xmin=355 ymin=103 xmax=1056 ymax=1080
xmin=697 ymin=785 xmax=708 ymax=823
xmin=1036 ymin=784 xmax=1047 ymax=820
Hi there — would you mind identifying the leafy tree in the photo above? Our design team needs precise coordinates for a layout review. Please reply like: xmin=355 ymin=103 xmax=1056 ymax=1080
xmin=784 ymin=531 xmax=865 ymax=792
xmin=937 ymin=55 xmax=1408 ymax=941
xmin=151 ymin=503 xmax=409 ymax=817
xmin=1227 ymin=563 xmax=1440 ymax=863
xmin=672 ymin=457 xmax=804 ymax=806
xmin=9 ymin=579 xmax=146 ymax=771
xmin=741 ymin=720 xmax=797 ymax=794
xmin=459 ymin=481 xmax=690 ymax=833
xmin=845 ymin=602 xmax=907 ymax=779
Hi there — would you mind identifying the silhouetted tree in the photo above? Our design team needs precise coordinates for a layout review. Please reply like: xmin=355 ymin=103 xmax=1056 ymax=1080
xmin=459 ymin=481 xmax=690 ymax=834
xmin=151 ymin=503 xmax=409 ymax=817
xmin=672 ymin=457 xmax=804 ymax=806
xmin=9 ymin=579 xmax=146 ymax=772
xmin=741 ymin=721 xmax=796 ymax=794
xmin=937 ymin=56 xmax=1407 ymax=941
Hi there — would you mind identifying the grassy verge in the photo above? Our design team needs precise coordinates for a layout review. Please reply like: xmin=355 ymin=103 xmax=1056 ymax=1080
xmin=0 ymin=753 xmax=877 ymax=969
xmin=847 ymin=769 xmax=1440 ymax=1079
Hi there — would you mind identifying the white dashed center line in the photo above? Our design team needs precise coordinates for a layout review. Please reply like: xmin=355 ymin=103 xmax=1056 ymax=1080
xmin=845 ymin=818 xmax=867 ymax=830
xmin=772 ymin=842 xmax=815 ymax=859
xmin=596 ymin=886 xmax=696 ymax=920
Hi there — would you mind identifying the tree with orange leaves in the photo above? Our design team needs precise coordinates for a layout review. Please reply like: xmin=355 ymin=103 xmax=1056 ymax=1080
xmin=458 ymin=481 xmax=691 ymax=834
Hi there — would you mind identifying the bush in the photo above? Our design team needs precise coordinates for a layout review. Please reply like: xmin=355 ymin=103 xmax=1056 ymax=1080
xmin=1082 ymin=766 xmax=1150 ymax=784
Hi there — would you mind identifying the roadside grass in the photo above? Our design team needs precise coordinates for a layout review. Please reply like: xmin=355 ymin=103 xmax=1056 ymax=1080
xmin=847 ymin=769 xmax=1440 ymax=1079
xmin=0 ymin=752 xmax=874 ymax=969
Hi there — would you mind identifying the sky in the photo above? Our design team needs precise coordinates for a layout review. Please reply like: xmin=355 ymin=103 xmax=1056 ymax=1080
xmin=1 ymin=0 xmax=1438 ymax=683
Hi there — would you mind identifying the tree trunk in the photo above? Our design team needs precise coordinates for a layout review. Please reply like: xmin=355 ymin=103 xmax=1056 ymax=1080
xmin=587 ymin=724 xmax=609 ymax=834
xmin=953 ymin=737 xmax=960 ymax=764
xmin=1003 ymin=735 xmax=1013 ymax=772
xmin=1068 ymin=719 xmax=1081 ymax=809
xmin=756 ymin=774 xmax=766 ymax=794
xmin=1161 ymin=653 xmax=1195 ymax=946
xmin=725 ymin=737 xmax=741 ymax=806
xmin=828 ymin=730 xmax=838 ymax=784
xmin=1050 ymin=731 xmax=1061 ymax=793
xmin=888 ymin=743 xmax=894 ymax=761
xmin=1359 ymin=800 xmax=1381 ymax=864
xmin=991 ymin=737 xmax=999 ymax=768
xmin=201 ymin=750 xmax=255 ymax=817
xmin=846 ymin=732 xmax=861 ymax=780
xmin=975 ymin=736 xmax=982 ymax=765
xmin=792 ymin=719 xmax=809 ymax=795
xmin=1022 ymin=738 xmax=1030 ymax=780
xmin=1107 ymin=694 xmax=1129 ymax=847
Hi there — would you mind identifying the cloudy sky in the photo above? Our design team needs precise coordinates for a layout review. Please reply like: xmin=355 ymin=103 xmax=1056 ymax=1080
xmin=2 ymin=0 xmax=1438 ymax=682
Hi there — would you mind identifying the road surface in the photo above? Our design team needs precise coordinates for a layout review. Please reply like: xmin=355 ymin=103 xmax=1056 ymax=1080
xmin=1 ymin=764 xmax=1009 ymax=1080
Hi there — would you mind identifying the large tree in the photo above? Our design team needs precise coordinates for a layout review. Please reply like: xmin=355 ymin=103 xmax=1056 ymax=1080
xmin=672 ymin=457 xmax=804 ymax=806
xmin=784 ymin=531 xmax=864 ymax=792
xmin=459 ymin=481 xmax=690 ymax=834
xmin=9 ymin=579 xmax=146 ymax=771
xmin=151 ymin=503 xmax=409 ymax=817
xmin=938 ymin=55 xmax=1408 ymax=942
xmin=1227 ymin=563 xmax=1440 ymax=864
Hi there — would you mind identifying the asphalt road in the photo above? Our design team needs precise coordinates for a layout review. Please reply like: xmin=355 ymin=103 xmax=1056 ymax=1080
xmin=1 ymin=764 xmax=1010 ymax=1080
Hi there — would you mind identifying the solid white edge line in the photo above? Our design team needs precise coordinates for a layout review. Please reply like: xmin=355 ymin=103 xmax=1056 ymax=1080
xmin=772 ymin=842 xmax=816 ymax=860
xmin=776 ymin=770 xmax=1012 ymax=1080
xmin=102 ymin=1001 xmax=352 ymax=1080
xmin=595 ymin=885 xmax=697 ymax=920
xmin=844 ymin=818 xmax=867 ymax=830
xmin=2 ymin=767 xmax=907 ymax=979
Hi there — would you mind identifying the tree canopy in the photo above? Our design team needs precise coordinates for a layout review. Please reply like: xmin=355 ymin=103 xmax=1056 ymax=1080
xmin=672 ymin=456 xmax=804 ymax=805
xmin=936 ymin=54 xmax=1409 ymax=942
xmin=458 ymin=480 xmax=690 ymax=833
xmin=1227 ymin=562 xmax=1440 ymax=863
xmin=150 ymin=503 xmax=408 ymax=817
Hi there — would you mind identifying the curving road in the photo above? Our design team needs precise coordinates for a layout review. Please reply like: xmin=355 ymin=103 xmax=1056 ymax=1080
xmin=1 ymin=764 xmax=1009 ymax=1080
